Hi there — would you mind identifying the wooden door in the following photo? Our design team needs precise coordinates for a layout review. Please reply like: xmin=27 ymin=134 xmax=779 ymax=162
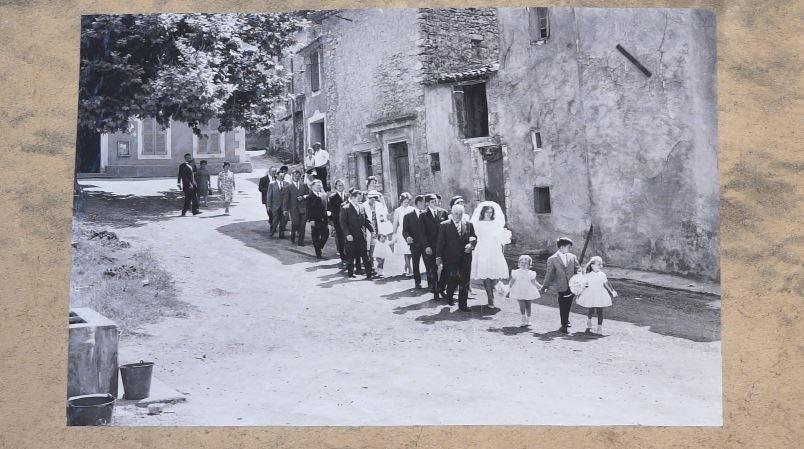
xmin=481 ymin=146 xmax=506 ymax=216
xmin=390 ymin=142 xmax=410 ymax=200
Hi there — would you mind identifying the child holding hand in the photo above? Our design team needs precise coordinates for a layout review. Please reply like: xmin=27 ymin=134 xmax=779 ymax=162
xmin=576 ymin=256 xmax=618 ymax=334
xmin=507 ymin=255 xmax=542 ymax=327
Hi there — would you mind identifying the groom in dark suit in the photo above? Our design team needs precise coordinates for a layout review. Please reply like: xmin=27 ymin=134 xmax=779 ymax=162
xmin=436 ymin=204 xmax=477 ymax=311
xmin=177 ymin=153 xmax=200 ymax=216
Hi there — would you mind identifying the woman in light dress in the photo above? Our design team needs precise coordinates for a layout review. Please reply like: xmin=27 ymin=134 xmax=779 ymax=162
xmin=391 ymin=192 xmax=415 ymax=276
xmin=470 ymin=201 xmax=511 ymax=308
xmin=217 ymin=161 xmax=236 ymax=215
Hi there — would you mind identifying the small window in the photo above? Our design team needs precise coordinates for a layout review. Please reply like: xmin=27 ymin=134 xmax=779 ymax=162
xmin=309 ymin=50 xmax=321 ymax=92
xmin=534 ymin=186 xmax=551 ymax=214
xmin=430 ymin=153 xmax=441 ymax=172
xmin=471 ymin=39 xmax=483 ymax=58
xmin=453 ymin=82 xmax=489 ymax=139
xmin=530 ymin=129 xmax=543 ymax=151
xmin=197 ymin=119 xmax=222 ymax=155
xmin=528 ymin=7 xmax=550 ymax=43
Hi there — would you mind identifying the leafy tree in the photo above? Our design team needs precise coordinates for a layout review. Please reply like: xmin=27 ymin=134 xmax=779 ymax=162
xmin=78 ymin=13 xmax=303 ymax=136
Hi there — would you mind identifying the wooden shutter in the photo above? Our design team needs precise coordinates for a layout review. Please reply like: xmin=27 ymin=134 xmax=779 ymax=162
xmin=142 ymin=119 xmax=155 ymax=155
xmin=154 ymin=124 xmax=167 ymax=155
xmin=371 ymin=147 xmax=383 ymax=191
xmin=347 ymin=153 xmax=357 ymax=191
xmin=452 ymin=85 xmax=466 ymax=139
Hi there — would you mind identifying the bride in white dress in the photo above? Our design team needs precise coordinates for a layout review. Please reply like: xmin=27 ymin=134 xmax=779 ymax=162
xmin=470 ymin=201 xmax=511 ymax=307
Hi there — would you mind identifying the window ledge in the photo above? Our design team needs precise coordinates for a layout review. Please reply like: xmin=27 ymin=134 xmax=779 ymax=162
xmin=311 ymin=90 xmax=321 ymax=98
xmin=138 ymin=154 xmax=172 ymax=160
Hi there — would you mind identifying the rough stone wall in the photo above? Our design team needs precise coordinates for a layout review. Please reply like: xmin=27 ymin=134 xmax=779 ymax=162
xmin=495 ymin=7 xmax=719 ymax=279
xmin=418 ymin=8 xmax=500 ymax=82
xmin=321 ymin=9 xmax=427 ymax=194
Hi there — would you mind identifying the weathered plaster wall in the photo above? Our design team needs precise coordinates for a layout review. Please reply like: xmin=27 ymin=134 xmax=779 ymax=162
xmin=494 ymin=8 xmax=594 ymax=253
xmin=496 ymin=7 xmax=719 ymax=279
xmin=322 ymin=9 xmax=426 ymax=195
xmin=574 ymin=8 xmax=719 ymax=279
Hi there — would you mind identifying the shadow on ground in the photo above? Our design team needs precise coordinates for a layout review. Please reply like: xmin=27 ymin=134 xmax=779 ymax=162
xmin=77 ymin=189 xmax=239 ymax=228
xmin=216 ymin=219 xmax=339 ymax=266
xmin=415 ymin=305 xmax=501 ymax=324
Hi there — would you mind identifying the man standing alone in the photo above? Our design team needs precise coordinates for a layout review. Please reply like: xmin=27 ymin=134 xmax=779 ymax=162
xmin=177 ymin=153 xmax=200 ymax=216
xmin=541 ymin=237 xmax=582 ymax=333
xmin=312 ymin=142 xmax=330 ymax=191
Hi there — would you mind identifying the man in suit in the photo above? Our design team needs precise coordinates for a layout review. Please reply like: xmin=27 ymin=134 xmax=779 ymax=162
xmin=282 ymin=169 xmax=311 ymax=246
xmin=265 ymin=171 xmax=288 ymax=237
xmin=258 ymin=167 xmax=277 ymax=229
xmin=177 ymin=153 xmax=201 ymax=216
xmin=541 ymin=237 xmax=583 ymax=333
xmin=340 ymin=190 xmax=374 ymax=279
xmin=328 ymin=179 xmax=348 ymax=264
xmin=420 ymin=193 xmax=449 ymax=300
xmin=307 ymin=179 xmax=330 ymax=259
xmin=436 ymin=204 xmax=477 ymax=311
xmin=402 ymin=194 xmax=428 ymax=289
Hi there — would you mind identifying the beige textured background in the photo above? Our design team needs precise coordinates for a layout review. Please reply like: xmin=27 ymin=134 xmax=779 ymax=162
xmin=0 ymin=0 xmax=801 ymax=447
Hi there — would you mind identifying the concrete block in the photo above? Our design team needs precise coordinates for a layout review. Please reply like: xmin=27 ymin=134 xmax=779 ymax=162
xmin=67 ymin=308 xmax=119 ymax=398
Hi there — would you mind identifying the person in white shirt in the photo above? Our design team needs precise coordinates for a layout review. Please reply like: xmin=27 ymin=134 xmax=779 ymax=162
xmin=312 ymin=142 xmax=330 ymax=190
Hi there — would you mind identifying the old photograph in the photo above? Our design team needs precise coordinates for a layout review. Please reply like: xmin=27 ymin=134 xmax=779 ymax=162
xmin=68 ymin=6 xmax=721 ymax=426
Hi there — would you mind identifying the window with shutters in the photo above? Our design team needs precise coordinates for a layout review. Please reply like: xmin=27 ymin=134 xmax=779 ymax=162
xmin=452 ymin=82 xmax=489 ymax=139
xmin=136 ymin=118 xmax=171 ymax=159
xmin=193 ymin=119 xmax=225 ymax=158
xmin=533 ymin=186 xmax=552 ymax=214
xmin=309 ymin=49 xmax=321 ymax=93
xmin=528 ymin=7 xmax=550 ymax=44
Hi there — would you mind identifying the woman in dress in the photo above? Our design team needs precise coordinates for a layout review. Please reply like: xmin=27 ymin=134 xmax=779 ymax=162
xmin=196 ymin=160 xmax=211 ymax=207
xmin=391 ymin=192 xmax=415 ymax=276
xmin=470 ymin=201 xmax=512 ymax=308
xmin=217 ymin=162 xmax=236 ymax=215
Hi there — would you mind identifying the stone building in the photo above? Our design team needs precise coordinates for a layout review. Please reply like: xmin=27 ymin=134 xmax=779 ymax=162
xmin=271 ymin=7 xmax=719 ymax=280
xmin=93 ymin=119 xmax=251 ymax=177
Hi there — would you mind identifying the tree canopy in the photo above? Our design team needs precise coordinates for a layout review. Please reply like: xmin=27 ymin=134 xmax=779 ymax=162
xmin=78 ymin=13 xmax=303 ymax=136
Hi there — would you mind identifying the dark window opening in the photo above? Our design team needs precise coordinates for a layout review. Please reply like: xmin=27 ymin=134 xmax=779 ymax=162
xmin=430 ymin=153 xmax=441 ymax=172
xmin=471 ymin=39 xmax=483 ymax=58
xmin=533 ymin=186 xmax=551 ymax=214
xmin=531 ymin=130 xmax=543 ymax=151
xmin=453 ymin=83 xmax=489 ymax=139
xmin=528 ymin=7 xmax=550 ymax=43
xmin=309 ymin=50 xmax=320 ymax=92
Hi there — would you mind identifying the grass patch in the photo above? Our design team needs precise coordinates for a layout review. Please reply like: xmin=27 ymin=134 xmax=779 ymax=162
xmin=70 ymin=219 xmax=190 ymax=336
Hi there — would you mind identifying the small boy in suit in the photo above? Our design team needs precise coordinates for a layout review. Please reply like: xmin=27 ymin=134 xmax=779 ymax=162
xmin=541 ymin=237 xmax=582 ymax=333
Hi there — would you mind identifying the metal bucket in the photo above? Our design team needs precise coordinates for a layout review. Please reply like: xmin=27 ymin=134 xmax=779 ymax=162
xmin=119 ymin=361 xmax=154 ymax=400
xmin=67 ymin=393 xmax=115 ymax=426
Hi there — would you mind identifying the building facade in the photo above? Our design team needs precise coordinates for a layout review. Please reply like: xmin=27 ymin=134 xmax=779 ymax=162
xmin=271 ymin=7 xmax=720 ymax=280
xmin=98 ymin=119 xmax=251 ymax=177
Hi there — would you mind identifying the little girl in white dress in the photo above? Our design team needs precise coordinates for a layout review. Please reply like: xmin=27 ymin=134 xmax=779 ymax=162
xmin=575 ymin=256 xmax=618 ymax=334
xmin=506 ymin=255 xmax=542 ymax=327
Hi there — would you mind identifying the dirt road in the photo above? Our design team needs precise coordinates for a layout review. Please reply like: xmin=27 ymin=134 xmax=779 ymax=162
xmin=77 ymin=169 xmax=721 ymax=426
